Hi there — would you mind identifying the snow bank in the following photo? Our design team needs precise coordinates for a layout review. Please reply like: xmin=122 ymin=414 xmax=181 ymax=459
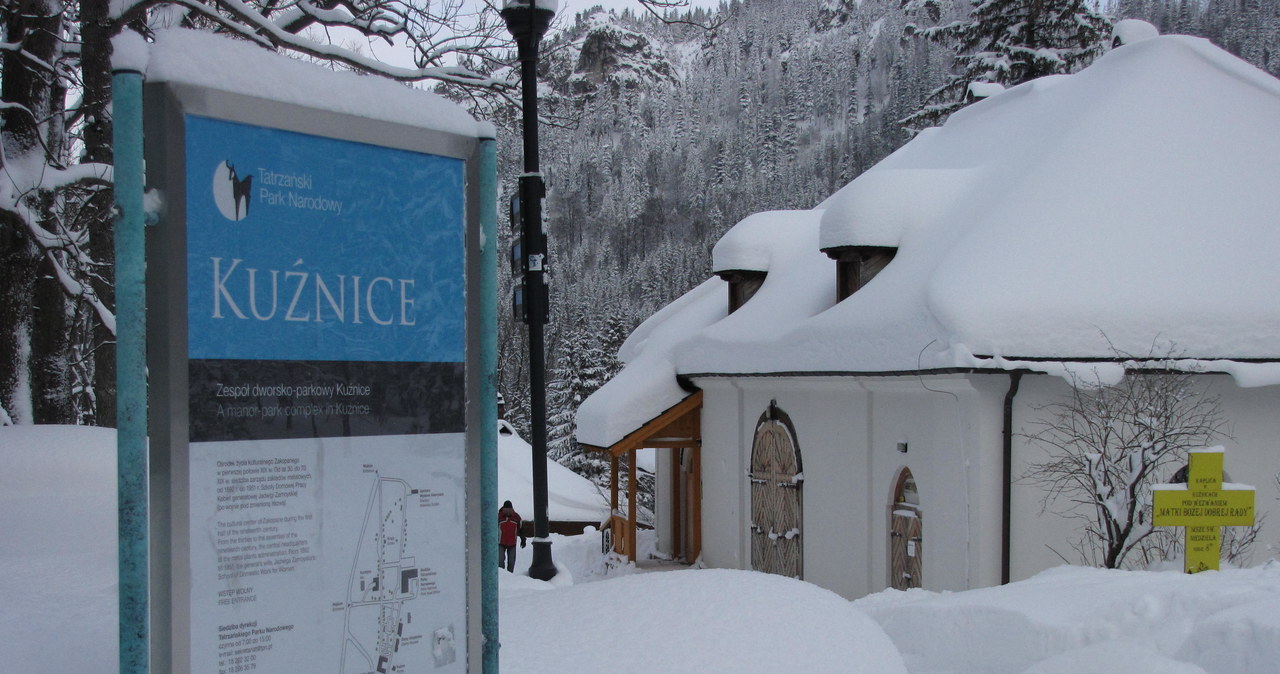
xmin=859 ymin=564 xmax=1280 ymax=674
xmin=501 ymin=568 xmax=908 ymax=673
xmin=145 ymin=29 xmax=483 ymax=138
xmin=0 ymin=425 xmax=118 ymax=670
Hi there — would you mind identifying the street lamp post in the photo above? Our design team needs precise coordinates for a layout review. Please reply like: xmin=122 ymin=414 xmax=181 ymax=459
xmin=502 ymin=0 xmax=557 ymax=581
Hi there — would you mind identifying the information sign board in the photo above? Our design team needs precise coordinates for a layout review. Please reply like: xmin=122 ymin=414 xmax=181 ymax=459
xmin=146 ymin=83 xmax=483 ymax=674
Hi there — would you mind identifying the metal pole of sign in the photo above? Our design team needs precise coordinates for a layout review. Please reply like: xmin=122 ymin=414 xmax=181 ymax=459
xmin=502 ymin=0 xmax=558 ymax=582
xmin=113 ymin=65 xmax=150 ymax=674
xmin=477 ymin=134 xmax=501 ymax=673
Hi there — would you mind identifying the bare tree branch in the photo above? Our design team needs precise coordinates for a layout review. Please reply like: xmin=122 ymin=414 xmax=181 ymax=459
xmin=1022 ymin=344 xmax=1232 ymax=569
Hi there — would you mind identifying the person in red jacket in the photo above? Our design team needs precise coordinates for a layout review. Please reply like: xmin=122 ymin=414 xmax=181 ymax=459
xmin=498 ymin=500 xmax=526 ymax=573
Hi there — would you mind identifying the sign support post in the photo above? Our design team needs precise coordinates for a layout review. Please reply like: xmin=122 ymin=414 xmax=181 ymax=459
xmin=477 ymin=133 xmax=501 ymax=673
xmin=113 ymin=63 xmax=150 ymax=674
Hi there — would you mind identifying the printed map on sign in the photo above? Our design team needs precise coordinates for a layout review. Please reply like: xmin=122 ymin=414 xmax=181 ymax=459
xmin=339 ymin=471 xmax=454 ymax=673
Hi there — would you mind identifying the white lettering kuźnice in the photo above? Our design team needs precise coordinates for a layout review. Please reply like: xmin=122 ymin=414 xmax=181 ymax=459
xmin=211 ymin=257 xmax=416 ymax=326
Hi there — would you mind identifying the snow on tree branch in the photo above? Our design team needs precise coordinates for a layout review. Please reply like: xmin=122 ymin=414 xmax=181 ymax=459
xmin=114 ymin=0 xmax=515 ymax=87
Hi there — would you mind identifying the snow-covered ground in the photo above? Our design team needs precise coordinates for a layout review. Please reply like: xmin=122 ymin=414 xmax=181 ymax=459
xmin=3 ymin=425 xmax=1278 ymax=672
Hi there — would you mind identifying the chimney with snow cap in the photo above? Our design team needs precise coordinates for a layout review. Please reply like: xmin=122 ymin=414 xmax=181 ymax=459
xmin=711 ymin=212 xmax=786 ymax=313
xmin=1112 ymin=19 xmax=1159 ymax=49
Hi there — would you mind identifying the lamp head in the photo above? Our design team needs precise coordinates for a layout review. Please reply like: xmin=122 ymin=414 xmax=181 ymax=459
xmin=502 ymin=0 xmax=556 ymax=44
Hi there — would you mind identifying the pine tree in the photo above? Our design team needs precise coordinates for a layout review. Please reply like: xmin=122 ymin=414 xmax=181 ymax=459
xmin=902 ymin=0 xmax=1112 ymax=129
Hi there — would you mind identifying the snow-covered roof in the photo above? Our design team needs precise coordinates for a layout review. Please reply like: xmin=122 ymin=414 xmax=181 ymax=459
xmin=575 ymin=277 xmax=725 ymax=448
xmin=499 ymin=421 xmax=608 ymax=522
xmin=142 ymin=29 xmax=486 ymax=139
xmin=578 ymin=34 xmax=1280 ymax=448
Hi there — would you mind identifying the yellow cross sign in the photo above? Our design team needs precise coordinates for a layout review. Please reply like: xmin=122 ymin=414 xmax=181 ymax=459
xmin=1152 ymin=447 xmax=1255 ymax=574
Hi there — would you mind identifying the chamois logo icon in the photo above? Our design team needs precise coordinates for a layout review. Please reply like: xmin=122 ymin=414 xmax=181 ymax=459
xmin=212 ymin=160 xmax=253 ymax=221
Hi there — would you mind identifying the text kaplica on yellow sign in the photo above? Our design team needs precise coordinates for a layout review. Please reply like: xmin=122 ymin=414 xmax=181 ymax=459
xmin=1152 ymin=447 xmax=1255 ymax=574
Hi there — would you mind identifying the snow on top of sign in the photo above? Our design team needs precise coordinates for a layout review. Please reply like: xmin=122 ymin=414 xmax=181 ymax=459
xmin=145 ymin=29 xmax=482 ymax=138
xmin=578 ymin=35 xmax=1280 ymax=444
xmin=110 ymin=30 xmax=149 ymax=73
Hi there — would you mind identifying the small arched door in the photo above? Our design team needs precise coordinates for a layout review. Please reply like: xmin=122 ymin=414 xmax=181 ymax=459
xmin=750 ymin=402 xmax=803 ymax=578
xmin=889 ymin=468 xmax=922 ymax=590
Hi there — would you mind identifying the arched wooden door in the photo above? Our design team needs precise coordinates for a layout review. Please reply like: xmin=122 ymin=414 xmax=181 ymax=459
xmin=750 ymin=403 xmax=803 ymax=578
xmin=889 ymin=468 xmax=922 ymax=590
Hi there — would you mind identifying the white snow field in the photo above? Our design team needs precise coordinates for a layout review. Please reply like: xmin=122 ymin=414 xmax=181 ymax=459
xmin=3 ymin=425 xmax=1279 ymax=672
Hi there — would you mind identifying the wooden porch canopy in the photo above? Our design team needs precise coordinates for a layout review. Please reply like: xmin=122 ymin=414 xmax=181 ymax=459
xmin=580 ymin=390 xmax=703 ymax=564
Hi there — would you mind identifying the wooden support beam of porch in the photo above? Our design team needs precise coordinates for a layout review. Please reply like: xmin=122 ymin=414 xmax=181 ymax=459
xmin=579 ymin=390 xmax=704 ymax=458
xmin=577 ymin=391 xmax=704 ymax=563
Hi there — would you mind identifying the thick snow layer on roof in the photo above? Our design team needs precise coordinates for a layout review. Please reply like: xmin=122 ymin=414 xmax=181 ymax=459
xmin=695 ymin=36 xmax=1280 ymax=375
xmin=924 ymin=36 xmax=1280 ymax=361
xmin=145 ymin=29 xmax=482 ymax=138
xmin=818 ymin=166 xmax=978 ymax=250
xmin=498 ymin=421 xmax=608 ymax=522
xmin=578 ymin=210 xmax=827 ymax=447
xmin=576 ymin=277 xmax=725 ymax=448
xmin=579 ymin=35 xmax=1280 ymax=443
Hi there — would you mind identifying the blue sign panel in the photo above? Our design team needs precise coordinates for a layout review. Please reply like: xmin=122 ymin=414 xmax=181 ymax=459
xmin=185 ymin=115 xmax=464 ymax=363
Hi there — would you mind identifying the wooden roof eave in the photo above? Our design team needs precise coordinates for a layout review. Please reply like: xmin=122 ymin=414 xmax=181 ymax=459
xmin=580 ymin=390 xmax=703 ymax=458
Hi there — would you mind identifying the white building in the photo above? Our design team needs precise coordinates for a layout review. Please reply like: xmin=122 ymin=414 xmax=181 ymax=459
xmin=576 ymin=30 xmax=1280 ymax=598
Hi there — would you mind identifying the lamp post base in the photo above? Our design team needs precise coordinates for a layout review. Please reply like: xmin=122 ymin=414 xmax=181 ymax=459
xmin=527 ymin=540 xmax=557 ymax=581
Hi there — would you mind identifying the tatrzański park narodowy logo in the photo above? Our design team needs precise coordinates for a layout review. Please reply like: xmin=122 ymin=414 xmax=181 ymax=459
xmin=212 ymin=160 xmax=253 ymax=221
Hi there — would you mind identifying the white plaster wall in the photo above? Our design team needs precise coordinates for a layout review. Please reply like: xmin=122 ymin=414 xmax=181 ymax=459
xmin=861 ymin=377 xmax=1004 ymax=595
xmin=696 ymin=379 xmax=749 ymax=571
xmin=691 ymin=374 xmax=1005 ymax=599
xmin=1008 ymin=374 xmax=1280 ymax=580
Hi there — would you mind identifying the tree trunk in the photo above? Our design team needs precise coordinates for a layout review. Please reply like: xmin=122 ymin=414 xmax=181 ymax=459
xmin=0 ymin=1 xmax=62 ymax=423
xmin=81 ymin=0 xmax=118 ymax=426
